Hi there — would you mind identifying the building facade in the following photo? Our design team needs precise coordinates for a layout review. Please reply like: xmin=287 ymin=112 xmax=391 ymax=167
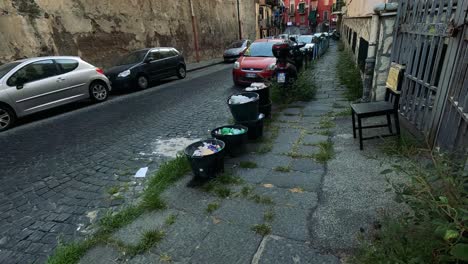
xmin=281 ymin=0 xmax=337 ymax=34
xmin=256 ymin=0 xmax=284 ymax=38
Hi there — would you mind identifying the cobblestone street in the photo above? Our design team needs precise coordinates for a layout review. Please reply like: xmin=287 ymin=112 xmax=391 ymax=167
xmin=0 ymin=64 xmax=236 ymax=263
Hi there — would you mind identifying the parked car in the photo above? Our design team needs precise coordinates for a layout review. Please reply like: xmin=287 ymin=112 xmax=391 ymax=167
xmin=232 ymin=38 xmax=285 ymax=86
xmin=223 ymin=40 xmax=251 ymax=62
xmin=105 ymin=47 xmax=186 ymax=91
xmin=0 ymin=56 xmax=110 ymax=131
xmin=297 ymin=35 xmax=316 ymax=60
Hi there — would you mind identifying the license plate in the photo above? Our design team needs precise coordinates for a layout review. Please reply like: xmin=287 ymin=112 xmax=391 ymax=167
xmin=246 ymin=73 xmax=257 ymax=78
xmin=278 ymin=73 xmax=286 ymax=83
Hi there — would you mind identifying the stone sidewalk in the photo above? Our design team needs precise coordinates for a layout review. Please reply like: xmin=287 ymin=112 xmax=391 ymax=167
xmin=79 ymin=43 xmax=399 ymax=264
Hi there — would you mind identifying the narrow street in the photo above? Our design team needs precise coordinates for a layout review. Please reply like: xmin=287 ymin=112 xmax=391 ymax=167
xmin=0 ymin=63 xmax=236 ymax=263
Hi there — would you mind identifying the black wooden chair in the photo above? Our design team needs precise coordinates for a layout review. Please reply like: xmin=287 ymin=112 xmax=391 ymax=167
xmin=351 ymin=63 xmax=405 ymax=150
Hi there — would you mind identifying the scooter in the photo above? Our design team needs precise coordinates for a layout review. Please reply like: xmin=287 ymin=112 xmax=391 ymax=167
xmin=271 ymin=38 xmax=305 ymax=89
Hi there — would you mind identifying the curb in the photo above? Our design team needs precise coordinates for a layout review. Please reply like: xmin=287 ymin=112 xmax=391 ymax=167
xmin=187 ymin=60 xmax=226 ymax=73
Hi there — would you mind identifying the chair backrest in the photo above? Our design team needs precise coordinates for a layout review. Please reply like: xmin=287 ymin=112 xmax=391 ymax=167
xmin=385 ymin=63 xmax=406 ymax=109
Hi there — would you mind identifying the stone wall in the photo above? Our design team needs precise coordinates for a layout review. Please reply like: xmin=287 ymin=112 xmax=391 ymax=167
xmin=340 ymin=14 xmax=396 ymax=101
xmin=0 ymin=0 xmax=257 ymax=67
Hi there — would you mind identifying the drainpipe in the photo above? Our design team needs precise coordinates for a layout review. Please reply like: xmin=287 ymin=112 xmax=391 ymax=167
xmin=361 ymin=3 xmax=398 ymax=102
xmin=237 ymin=0 xmax=242 ymax=39
xmin=189 ymin=0 xmax=200 ymax=62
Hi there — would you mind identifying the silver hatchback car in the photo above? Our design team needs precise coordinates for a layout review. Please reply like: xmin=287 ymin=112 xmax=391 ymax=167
xmin=0 ymin=56 xmax=111 ymax=131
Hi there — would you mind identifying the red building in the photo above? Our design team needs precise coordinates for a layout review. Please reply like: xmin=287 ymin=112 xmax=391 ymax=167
xmin=281 ymin=0 xmax=336 ymax=33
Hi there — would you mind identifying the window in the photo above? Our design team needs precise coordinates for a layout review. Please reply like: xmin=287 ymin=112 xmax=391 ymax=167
xmin=160 ymin=49 xmax=174 ymax=59
xmin=7 ymin=60 xmax=58 ymax=86
xmin=56 ymin=59 xmax=79 ymax=74
xmin=148 ymin=51 xmax=162 ymax=61
xmin=324 ymin=11 xmax=329 ymax=21
xmin=298 ymin=2 xmax=306 ymax=14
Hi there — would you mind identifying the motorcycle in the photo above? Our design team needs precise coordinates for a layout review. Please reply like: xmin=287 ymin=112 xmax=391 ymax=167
xmin=271 ymin=37 xmax=306 ymax=90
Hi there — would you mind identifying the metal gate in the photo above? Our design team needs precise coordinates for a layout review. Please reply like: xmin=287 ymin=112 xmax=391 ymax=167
xmin=391 ymin=0 xmax=468 ymax=155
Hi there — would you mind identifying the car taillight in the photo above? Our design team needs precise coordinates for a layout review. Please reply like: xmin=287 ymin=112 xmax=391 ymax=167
xmin=96 ymin=68 xmax=104 ymax=75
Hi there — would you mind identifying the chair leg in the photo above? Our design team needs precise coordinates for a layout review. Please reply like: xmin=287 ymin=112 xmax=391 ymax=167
xmin=352 ymin=110 xmax=356 ymax=138
xmin=387 ymin=114 xmax=393 ymax=134
xmin=394 ymin=112 xmax=401 ymax=136
xmin=358 ymin=116 xmax=363 ymax=150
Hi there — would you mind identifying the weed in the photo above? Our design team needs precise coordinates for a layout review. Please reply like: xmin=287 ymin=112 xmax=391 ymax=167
xmin=125 ymin=230 xmax=165 ymax=256
xmin=160 ymin=253 xmax=172 ymax=262
xmin=47 ymin=238 xmax=97 ymax=264
xmin=274 ymin=166 xmax=291 ymax=172
xmin=334 ymin=108 xmax=352 ymax=117
xmin=241 ymin=186 xmax=254 ymax=197
xmin=313 ymin=141 xmax=335 ymax=164
xmin=250 ymin=194 xmax=274 ymax=205
xmin=319 ymin=116 xmax=335 ymax=129
xmin=214 ymin=186 xmax=232 ymax=198
xmin=165 ymin=214 xmax=177 ymax=226
xmin=332 ymin=102 xmax=347 ymax=109
xmin=99 ymin=206 xmax=144 ymax=233
xmin=206 ymin=203 xmax=220 ymax=213
xmin=252 ymin=224 xmax=272 ymax=236
xmin=256 ymin=144 xmax=273 ymax=154
xmin=239 ymin=161 xmax=258 ymax=169
xmin=337 ymin=49 xmax=363 ymax=101
xmin=318 ymin=130 xmax=332 ymax=137
xmin=380 ymin=135 xmax=424 ymax=158
xmin=107 ymin=186 xmax=120 ymax=196
xmin=271 ymin=71 xmax=317 ymax=104
xmin=264 ymin=211 xmax=275 ymax=222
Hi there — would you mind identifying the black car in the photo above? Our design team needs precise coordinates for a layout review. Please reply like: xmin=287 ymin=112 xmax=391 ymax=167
xmin=105 ymin=47 xmax=186 ymax=91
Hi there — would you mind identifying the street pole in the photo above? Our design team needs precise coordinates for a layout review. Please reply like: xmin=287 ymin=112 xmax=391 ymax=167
xmin=237 ymin=0 xmax=242 ymax=39
xmin=189 ymin=0 xmax=200 ymax=62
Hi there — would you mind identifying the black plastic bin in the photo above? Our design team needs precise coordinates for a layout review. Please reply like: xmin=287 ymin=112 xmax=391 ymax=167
xmin=236 ymin=114 xmax=265 ymax=140
xmin=259 ymin=100 xmax=272 ymax=119
xmin=245 ymin=86 xmax=270 ymax=106
xmin=184 ymin=139 xmax=225 ymax=180
xmin=228 ymin=92 xmax=259 ymax=122
xmin=211 ymin=125 xmax=248 ymax=157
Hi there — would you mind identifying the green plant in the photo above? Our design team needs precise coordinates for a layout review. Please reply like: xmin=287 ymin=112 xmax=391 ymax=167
xmin=264 ymin=211 xmax=275 ymax=222
xmin=107 ymin=186 xmax=120 ymax=196
xmin=319 ymin=116 xmax=335 ymax=129
xmin=317 ymin=130 xmax=332 ymax=137
xmin=274 ymin=166 xmax=291 ymax=172
xmin=125 ymin=230 xmax=165 ymax=256
xmin=239 ymin=161 xmax=258 ymax=169
xmin=337 ymin=49 xmax=363 ymax=101
xmin=206 ymin=202 xmax=220 ymax=213
xmin=250 ymin=194 xmax=274 ymax=205
xmin=241 ymin=186 xmax=254 ymax=197
xmin=165 ymin=214 xmax=177 ymax=226
xmin=334 ymin=108 xmax=352 ymax=117
xmin=252 ymin=224 xmax=272 ymax=236
xmin=352 ymin=151 xmax=468 ymax=263
xmin=271 ymin=71 xmax=317 ymax=104
xmin=314 ymin=141 xmax=334 ymax=164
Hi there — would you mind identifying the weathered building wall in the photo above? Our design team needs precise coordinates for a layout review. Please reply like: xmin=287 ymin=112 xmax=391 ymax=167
xmin=0 ymin=0 xmax=257 ymax=67
xmin=341 ymin=14 xmax=396 ymax=101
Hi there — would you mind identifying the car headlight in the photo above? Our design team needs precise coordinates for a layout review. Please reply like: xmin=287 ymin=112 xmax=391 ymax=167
xmin=118 ymin=70 xmax=131 ymax=78
xmin=234 ymin=62 xmax=240 ymax=69
xmin=267 ymin=63 xmax=276 ymax=71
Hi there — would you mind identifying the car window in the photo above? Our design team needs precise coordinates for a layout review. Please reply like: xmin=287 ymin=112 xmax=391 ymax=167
xmin=148 ymin=51 xmax=162 ymax=61
xmin=0 ymin=61 xmax=22 ymax=80
xmin=169 ymin=49 xmax=178 ymax=56
xmin=244 ymin=42 xmax=280 ymax=57
xmin=7 ymin=60 xmax=58 ymax=86
xmin=116 ymin=50 xmax=148 ymax=66
xmin=160 ymin=49 xmax=173 ymax=59
xmin=56 ymin=59 xmax=79 ymax=74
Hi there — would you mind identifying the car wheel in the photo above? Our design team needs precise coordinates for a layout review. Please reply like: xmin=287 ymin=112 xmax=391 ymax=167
xmin=90 ymin=81 xmax=109 ymax=102
xmin=177 ymin=65 xmax=186 ymax=79
xmin=136 ymin=75 xmax=149 ymax=90
xmin=0 ymin=105 xmax=16 ymax=132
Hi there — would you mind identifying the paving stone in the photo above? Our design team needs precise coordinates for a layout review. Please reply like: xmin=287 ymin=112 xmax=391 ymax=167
xmin=290 ymin=158 xmax=325 ymax=173
xmin=247 ymin=154 xmax=293 ymax=170
xmin=270 ymin=141 xmax=294 ymax=155
xmin=277 ymin=114 xmax=302 ymax=123
xmin=79 ymin=245 xmax=121 ymax=264
xmin=127 ymin=253 xmax=185 ymax=264
xmin=273 ymin=128 xmax=302 ymax=144
xmin=189 ymin=222 xmax=262 ymax=264
xmin=214 ymin=198 xmax=268 ymax=227
xmin=302 ymin=134 xmax=329 ymax=145
xmin=254 ymin=185 xmax=318 ymax=210
xmin=160 ymin=178 xmax=218 ymax=216
xmin=153 ymin=211 xmax=213 ymax=258
xmin=255 ymin=235 xmax=340 ymax=264
xmin=282 ymin=108 xmax=302 ymax=115
xmin=296 ymin=145 xmax=321 ymax=156
xmin=233 ymin=168 xmax=269 ymax=184
xmin=270 ymin=207 xmax=311 ymax=241
xmin=112 ymin=209 xmax=178 ymax=246
xmin=262 ymin=171 xmax=322 ymax=192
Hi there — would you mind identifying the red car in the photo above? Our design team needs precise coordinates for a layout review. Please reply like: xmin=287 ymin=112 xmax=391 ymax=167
xmin=232 ymin=38 xmax=285 ymax=86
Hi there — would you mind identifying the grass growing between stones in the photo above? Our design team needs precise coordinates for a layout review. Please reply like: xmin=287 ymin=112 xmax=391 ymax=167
xmin=107 ymin=186 xmax=120 ymax=196
xmin=206 ymin=202 xmax=220 ymax=214
xmin=201 ymin=172 xmax=243 ymax=199
xmin=274 ymin=166 xmax=291 ymax=172
xmin=337 ymin=47 xmax=363 ymax=101
xmin=47 ymin=156 xmax=191 ymax=264
xmin=250 ymin=194 xmax=274 ymax=205
xmin=165 ymin=214 xmax=177 ymax=226
xmin=319 ymin=116 xmax=335 ymax=129
xmin=334 ymin=108 xmax=352 ymax=117
xmin=351 ymin=148 xmax=468 ymax=263
xmin=313 ymin=141 xmax=335 ymax=164
xmin=264 ymin=210 xmax=275 ymax=222
xmin=239 ymin=161 xmax=258 ymax=168
xmin=252 ymin=224 xmax=272 ymax=236
xmin=271 ymin=70 xmax=317 ymax=104
xmin=119 ymin=230 xmax=165 ymax=256
xmin=255 ymin=124 xmax=280 ymax=154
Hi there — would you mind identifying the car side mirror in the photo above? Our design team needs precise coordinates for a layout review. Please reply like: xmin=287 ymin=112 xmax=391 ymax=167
xmin=15 ymin=77 xmax=28 ymax=89
xmin=289 ymin=37 xmax=297 ymax=43
xmin=298 ymin=42 xmax=306 ymax=48
xmin=144 ymin=58 xmax=154 ymax=63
